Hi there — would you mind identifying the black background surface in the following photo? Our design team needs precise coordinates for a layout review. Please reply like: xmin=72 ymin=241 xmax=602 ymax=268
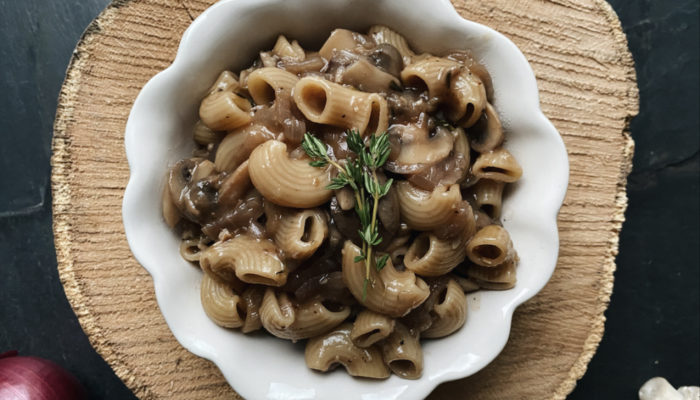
xmin=0 ymin=1 xmax=698 ymax=398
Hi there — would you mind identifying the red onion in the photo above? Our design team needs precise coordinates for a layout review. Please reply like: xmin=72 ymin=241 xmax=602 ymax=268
xmin=0 ymin=351 xmax=87 ymax=400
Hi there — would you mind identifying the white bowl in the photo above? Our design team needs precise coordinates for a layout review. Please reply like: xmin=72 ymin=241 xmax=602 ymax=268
xmin=123 ymin=0 xmax=569 ymax=398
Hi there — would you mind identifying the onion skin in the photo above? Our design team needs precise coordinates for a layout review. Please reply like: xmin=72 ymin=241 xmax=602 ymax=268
xmin=0 ymin=351 xmax=87 ymax=400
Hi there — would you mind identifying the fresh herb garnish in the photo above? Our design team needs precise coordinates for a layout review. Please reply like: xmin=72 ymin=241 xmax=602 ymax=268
xmin=302 ymin=130 xmax=393 ymax=300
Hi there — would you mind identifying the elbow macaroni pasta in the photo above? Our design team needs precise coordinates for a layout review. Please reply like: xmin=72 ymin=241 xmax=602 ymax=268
xmin=294 ymin=77 xmax=389 ymax=135
xmin=342 ymin=241 xmax=430 ymax=318
xmin=248 ymin=140 xmax=334 ymax=208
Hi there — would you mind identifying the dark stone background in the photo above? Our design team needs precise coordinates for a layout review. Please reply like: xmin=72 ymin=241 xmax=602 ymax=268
xmin=0 ymin=0 xmax=697 ymax=398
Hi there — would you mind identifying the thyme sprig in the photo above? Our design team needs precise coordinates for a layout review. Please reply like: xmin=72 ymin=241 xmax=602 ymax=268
xmin=302 ymin=130 xmax=393 ymax=299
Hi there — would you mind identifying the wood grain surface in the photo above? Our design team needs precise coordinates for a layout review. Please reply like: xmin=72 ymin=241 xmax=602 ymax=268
xmin=51 ymin=0 xmax=638 ymax=398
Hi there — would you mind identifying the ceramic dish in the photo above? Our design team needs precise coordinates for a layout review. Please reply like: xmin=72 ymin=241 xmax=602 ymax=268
xmin=123 ymin=0 xmax=569 ymax=398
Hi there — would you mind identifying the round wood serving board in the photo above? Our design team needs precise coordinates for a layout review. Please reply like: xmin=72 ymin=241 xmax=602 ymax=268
xmin=51 ymin=0 xmax=638 ymax=398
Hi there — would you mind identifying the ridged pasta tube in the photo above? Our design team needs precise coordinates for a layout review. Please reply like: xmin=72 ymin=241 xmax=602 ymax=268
xmin=472 ymin=179 xmax=505 ymax=219
xmin=472 ymin=147 xmax=523 ymax=183
xmin=246 ymin=67 xmax=299 ymax=106
xmin=240 ymin=285 xmax=265 ymax=333
xmin=199 ymin=91 xmax=252 ymax=131
xmin=404 ymin=232 xmax=467 ymax=277
xmin=192 ymin=120 xmax=222 ymax=145
xmin=260 ymin=288 xmax=350 ymax=341
xmin=350 ymin=310 xmax=395 ymax=348
xmin=272 ymin=35 xmax=305 ymax=61
xmin=381 ymin=322 xmax=423 ymax=379
xmin=214 ymin=123 xmax=275 ymax=173
xmin=248 ymin=140 xmax=333 ymax=208
xmin=450 ymin=274 xmax=481 ymax=293
xmin=341 ymin=58 xmax=400 ymax=93
xmin=293 ymin=77 xmax=389 ymax=135
xmin=199 ymin=235 xmax=288 ymax=287
xmin=466 ymin=224 xmax=515 ymax=267
xmin=400 ymin=56 xmax=458 ymax=100
xmin=396 ymin=182 xmax=462 ymax=231
xmin=422 ymin=279 xmax=467 ymax=338
xmin=467 ymin=259 xmax=517 ymax=290
xmin=448 ymin=68 xmax=487 ymax=127
xmin=305 ymin=323 xmax=390 ymax=379
xmin=200 ymin=272 xmax=245 ymax=328
xmin=341 ymin=241 xmax=429 ymax=318
xmin=266 ymin=205 xmax=328 ymax=260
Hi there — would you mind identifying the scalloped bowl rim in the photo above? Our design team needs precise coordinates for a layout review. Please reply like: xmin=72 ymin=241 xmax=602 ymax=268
xmin=122 ymin=0 xmax=569 ymax=398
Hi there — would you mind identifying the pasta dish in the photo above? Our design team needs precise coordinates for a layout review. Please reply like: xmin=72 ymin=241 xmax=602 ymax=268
xmin=162 ymin=26 xmax=522 ymax=379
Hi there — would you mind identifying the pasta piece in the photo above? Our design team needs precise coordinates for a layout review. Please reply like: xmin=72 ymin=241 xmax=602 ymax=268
xmin=305 ymin=323 xmax=390 ymax=379
xmin=272 ymin=35 xmax=305 ymax=62
xmin=422 ymin=279 xmax=467 ymax=338
xmin=193 ymin=120 xmax=222 ymax=146
xmin=404 ymin=232 xmax=467 ymax=277
xmin=472 ymin=147 xmax=523 ymax=183
xmin=265 ymin=205 xmax=328 ymax=260
xmin=162 ymin=183 xmax=181 ymax=228
xmin=200 ymin=272 xmax=245 ymax=328
xmin=199 ymin=90 xmax=252 ymax=131
xmin=341 ymin=58 xmax=400 ymax=92
xmin=468 ymin=103 xmax=504 ymax=153
xmin=207 ymin=70 xmax=240 ymax=94
xmin=342 ymin=241 xmax=429 ymax=318
xmin=199 ymin=235 xmax=288 ymax=287
xmin=472 ymin=179 xmax=505 ymax=219
xmin=248 ymin=140 xmax=333 ymax=208
xmin=450 ymin=274 xmax=481 ymax=293
xmin=474 ymin=209 xmax=494 ymax=230
xmin=368 ymin=25 xmax=416 ymax=66
xmin=260 ymin=288 xmax=350 ymax=341
xmin=246 ymin=67 xmax=299 ymax=106
xmin=318 ymin=29 xmax=364 ymax=60
xmin=179 ymin=237 xmax=209 ymax=263
xmin=293 ymin=77 xmax=389 ymax=135
xmin=466 ymin=224 xmax=515 ymax=267
xmin=447 ymin=67 xmax=487 ymax=127
xmin=214 ymin=123 xmax=275 ymax=173
xmin=396 ymin=182 xmax=462 ymax=231
xmin=400 ymin=56 xmax=458 ymax=99
xmin=350 ymin=310 xmax=395 ymax=348
xmin=381 ymin=322 xmax=423 ymax=379
xmin=467 ymin=259 xmax=517 ymax=290
xmin=240 ymin=285 xmax=265 ymax=333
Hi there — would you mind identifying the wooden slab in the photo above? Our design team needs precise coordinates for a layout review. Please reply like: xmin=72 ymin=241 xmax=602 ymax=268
xmin=51 ymin=0 xmax=638 ymax=398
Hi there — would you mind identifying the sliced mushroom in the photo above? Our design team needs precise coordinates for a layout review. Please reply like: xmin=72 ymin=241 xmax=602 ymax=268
xmin=408 ymin=127 xmax=470 ymax=190
xmin=330 ymin=196 xmax=361 ymax=243
xmin=384 ymin=121 xmax=455 ymax=174
xmin=167 ymin=158 xmax=218 ymax=223
xmin=367 ymin=43 xmax=404 ymax=78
